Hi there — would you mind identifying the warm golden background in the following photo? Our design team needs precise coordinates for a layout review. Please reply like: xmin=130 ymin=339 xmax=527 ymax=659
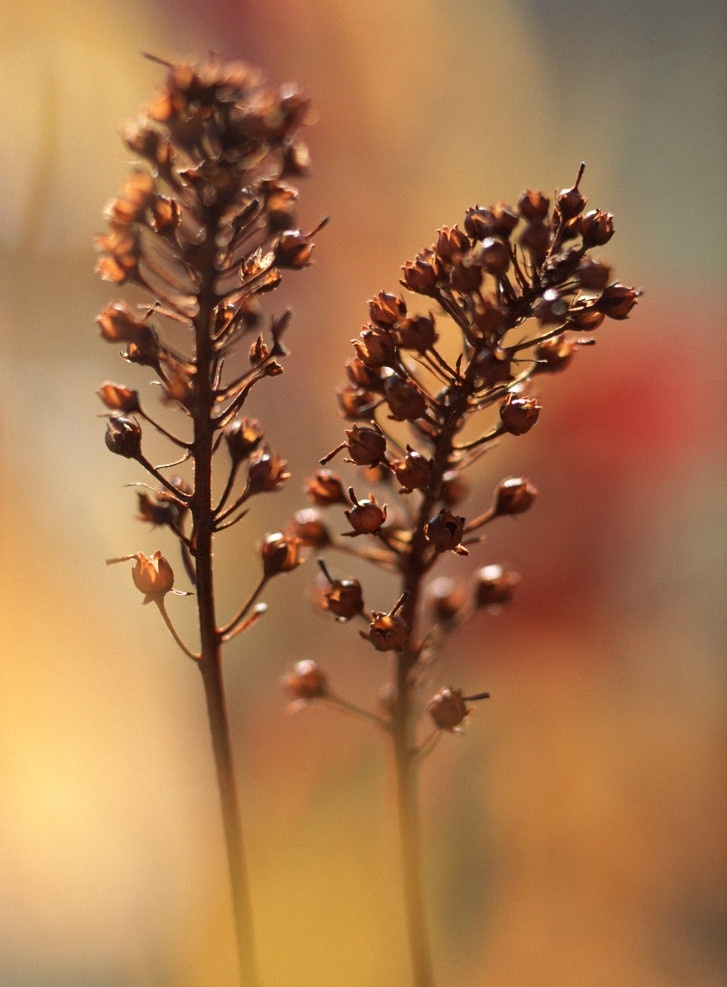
xmin=0 ymin=1 xmax=724 ymax=985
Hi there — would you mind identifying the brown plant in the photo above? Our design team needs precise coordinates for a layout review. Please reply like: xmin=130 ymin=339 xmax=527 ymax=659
xmin=98 ymin=55 xmax=320 ymax=987
xmin=290 ymin=163 xmax=639 ymax=987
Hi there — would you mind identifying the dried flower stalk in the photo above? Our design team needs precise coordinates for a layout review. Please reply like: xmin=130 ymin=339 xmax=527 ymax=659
xmin=97 ymin=55 xmax=319 ymax=987
xmin=288 ymin=164 xmax=639 ymax=986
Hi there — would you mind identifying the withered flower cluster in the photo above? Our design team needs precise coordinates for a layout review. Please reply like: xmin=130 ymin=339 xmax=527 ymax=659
xmin=98 ymin=55 xmax=318 ymax=628
xmin=289 ymin=164 xmax=638 ymax=733
xmin=285 ymin=166 xmax=637 ymax=985
xmin=96 ymin=57 xmax=319 ymax=986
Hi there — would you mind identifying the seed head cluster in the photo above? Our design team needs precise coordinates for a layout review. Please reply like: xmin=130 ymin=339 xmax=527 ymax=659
xmin=289 ymin=163 xmax=638 ymax=732
xmin=99 ymin=55 xmax=318 ymax=635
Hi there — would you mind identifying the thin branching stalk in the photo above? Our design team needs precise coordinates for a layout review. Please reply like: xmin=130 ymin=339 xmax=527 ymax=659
xmin=98 ymin=56 xmax=318 ymax=987
xmin=287 ymin=168 xmax=638 ymax=986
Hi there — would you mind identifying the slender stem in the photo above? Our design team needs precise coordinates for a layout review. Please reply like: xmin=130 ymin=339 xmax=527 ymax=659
xmin=388 ymin=364 xmax=482 ymax=987
xmin=390 ymin=686 xmax=436 ymax=987
xmin=193 ymin=208 xmax=260 ymax=987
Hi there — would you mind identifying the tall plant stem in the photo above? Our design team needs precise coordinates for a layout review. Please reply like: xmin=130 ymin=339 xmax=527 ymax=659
xmin=193 ymin=214 xmax=260 ymax=987
xmin=391 ymin=682 xmax=436 ymax=987
xmin=198 ymin=639 xmax=259 ymax=987
xmin=390 ymin=379 xmax=475 ymax=987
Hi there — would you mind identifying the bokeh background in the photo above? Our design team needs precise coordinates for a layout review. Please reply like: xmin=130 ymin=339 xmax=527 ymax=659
xmin=1 ymin=1 xmax=725 ymax=985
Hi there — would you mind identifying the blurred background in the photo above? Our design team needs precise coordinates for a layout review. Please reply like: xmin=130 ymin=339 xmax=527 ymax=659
xmin=0 ymin=1 xmax=724 ymax=985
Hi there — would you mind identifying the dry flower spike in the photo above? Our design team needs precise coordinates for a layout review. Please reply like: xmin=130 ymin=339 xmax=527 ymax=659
xmin=291 ymin=165 xmax=638 ymax=987
xmin=97 ymin=56 xmax=320 ymax=987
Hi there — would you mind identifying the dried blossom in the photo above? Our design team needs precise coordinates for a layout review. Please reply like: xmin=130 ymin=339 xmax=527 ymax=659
xmin=283 ymin=659 xmax=328 ymax=702
xmin=98 ymin=56 xmax=319 ymax=987
xmin=289 ymin=165 xmax=637 ymax=984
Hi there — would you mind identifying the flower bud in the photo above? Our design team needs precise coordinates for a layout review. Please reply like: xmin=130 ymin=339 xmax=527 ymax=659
xmin=400 ymin=249 xmax=442 ymax=295
xmin=105 ymin=416 xmax=143 ymax=459
xmin=137 ymin=491 xmax=181 ymax=527
xmin=149 ymin=194 xmax=181 ymax=235
xmin=556 ymin=167 xmax=586 ymax=219
xmin=534 ymin=336 xmax=576 ymax=373
xmin=260 ymin=532 xmax=301 ymax=577
xmin=479 ymin=236 xmax=511 ymax=275
xmin=597 ymin=282 xmax=640 ymax=320
xmin=580 ymin=208 xmax=614 ymax=247
xmin=383 ymin=377 xmax=427 ymax=421
xmin=261 ymin=179 xmax=299 ymax=230
xmin=337 ymin=384 xmax=377 ymax=420
xmin=283 ymin=659 xmax=328 ymax=701
xmin=394 ymin=314 xmax=437 ymax=352
xmin=322 ymin=577 xmax=364 ymax=621
xmin=424 ymin=509 xmax=466 ymax=553
xmin=463 ymin=205 xmax=495 ymax=239
xmin=368 ymin=291 xmax=407 ymax=327
xmin=345 ymin=424 xmax=387 ymax=466
xmin=247 ymin=448 xmax=290 ymax=493
xmin=130 ymin=550 xmax=175 ymax=600
xmin=517 ymin=189 xmax=550 ymax=221
xmin=285 ymin=508 xmax=331 ymax=548
xmin=345 ymin=490 xmax=387 ymax=536
xmin=305 ymin=470 xmax=349 ymax=506
xmin=493 ymin=477 xmax=537 ymax=516
xmin=365 ymin=611 xmax=409 ymax=652
xmin=345 ymin=356 xmax=383 ymax=388
xmin=97 ymin=301 xmax=154 ymax=344
xmin=390 ymin=447 xmax=433 ymax=494
xmin=271 ymin=229 xmax=313 ymax=270
xmin=519 ymin=220 xmax=549 ymax=260
xmin=567 ymin=307 xmax=605 ymax=331
xmin=490 ymin=202 xmax=519 ymax=235
xmin=427 ymin=577 xmax=467 ymax=624
xmin=474 ymin=563 xmax=519 ymax=609
xmin=353 ymin=326 xmax=398 ymax=368
xmin=434 ymin=225 xmax=469 ymax=261
xmin=449 ymin=251 xmax=484 ymax=293
xmin=97 ymin=382 xmax=140 ymax=413
xmin=441 ymin=470 xmax=469 ymax=507
xmin=577 ymin=256 xmax=611 ymax=291
xmin=500 ymin=394 xmax=541 ymax=435
xmin=428 ymin=687 xmax=469 ymax=732
xmin=225 ymin=418 xmax=264 ymax=464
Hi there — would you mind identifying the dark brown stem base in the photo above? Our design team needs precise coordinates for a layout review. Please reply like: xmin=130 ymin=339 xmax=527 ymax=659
xmin=392 ymin=694 xmax=436 ymax=987
xmin=199 ymin=654 xmax=260 ymax=987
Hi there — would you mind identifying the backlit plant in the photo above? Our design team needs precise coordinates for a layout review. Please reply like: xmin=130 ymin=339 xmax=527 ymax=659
xmin=286 ymin=162 xmax=638 ymax=987
xmin=97 ymin=55 xmax=638 ymax=987
xmin=97 ymin=55 xmax=319 ymax=987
